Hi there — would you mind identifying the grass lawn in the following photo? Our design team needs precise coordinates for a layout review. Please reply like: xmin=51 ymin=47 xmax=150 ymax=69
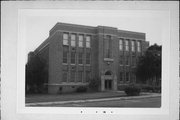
xmin=26 ymin=91 xmax=127 ymax=103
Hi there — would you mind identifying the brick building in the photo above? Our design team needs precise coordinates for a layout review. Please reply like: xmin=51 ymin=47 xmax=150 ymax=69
xmin=32 ymin=22 xmax=149 ymax=94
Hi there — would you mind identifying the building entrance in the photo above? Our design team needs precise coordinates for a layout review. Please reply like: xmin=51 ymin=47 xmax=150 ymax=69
xmin=105 ymin=80 xmax=112 ymax=90
xmin=101 ymin=70 xmax=117 ymax=91
xmin=104 ymin=71 xmax=112 ymax=90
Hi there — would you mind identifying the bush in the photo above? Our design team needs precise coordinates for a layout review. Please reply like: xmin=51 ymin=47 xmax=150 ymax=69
xmin=141 ymin=85 xmax=161 ymax=93
xmin=153 ymin=86 xmax=161 ymax=93
xmin=124 ymin=84 xmax=141 ymax=96
xmin=88 ymin=79 xmax=100 ymax=91
xmin=76 ymin=86 xmax=87 ymax=93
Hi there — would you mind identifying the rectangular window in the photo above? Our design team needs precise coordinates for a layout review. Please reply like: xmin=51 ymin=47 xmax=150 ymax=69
xmin=119 ymin=39 xmax=123 ymax=50
xmin=119 ymin=72 xmax=123 ymax=81
xmin=86 ymin=36 xmax=91 ymax=48
xmin=86 ymin=52 xmax=90 ymax=65
xmin=126 ymin=72 xmax=129 ymax=82
xmin=125 ymin=40 xmax=129 ymax=51
xmin=71 ymin=52 xmax=76 ymax=64
xmin=77 ymin=71 xmax=83 ymax=82
xmin=126 ymin=56 xmax=129 ymax=65
xmin=71 ymin=34 xmax=76 ymax=47
xmin=132 ymin=56 xmax=136 ymax=66
xmin=63 ymin=46 xmax=68 ymax=64
xmin=63 ymin=33 xmax=69 ymax=45
xmin=62 ymin=71 xmax=68 ymax=82
xmin=70 ymin=71 xmax=75 ymax=82
xmin=78 ymin=35 xmax=83 ymax=47
xmin=137 ymin=41 xmax=141 ymax=52
xmin=86 ymin=71 xmax=91 ymax=82
xmin=119 ymin=55 xmax=123 ymax=65
xmin=132 ymin=73 xmax=136 ymax=83
xmin=131 ymin=41 xmax=135 ymax=52
xmin=63 ymin=51 xmax=68 ymax=64
xmin=78 ymin=52 xmax=83 ymax=65
xmin=104 ymin=35 xmax=111 ymax=58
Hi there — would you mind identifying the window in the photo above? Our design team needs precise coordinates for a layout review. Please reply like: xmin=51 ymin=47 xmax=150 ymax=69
xmin=132 ymin=56 xmax=136 ymax=66
xmin=77 ymin=71 xmax=83 ymax=82
xmin=70 ymin=71 xmax=75 ymax=82
xmin=63 ymin=33 xmax=68 ymax=45
xmin=137 ymin=41 xmax=141 ymax=52
xmin=86 ymin=36 xmax=91 ymax=48
xmin=62 ymin=71 xmax=68 ymax=82
xmin=131 ymin=41 xmax=135 ymax=52
xmin=71 ymin=34 xmax=76 ymax=47
xmin=119 ymin=55 xmax=123 ymax=65
xmin=78 ymin=52 xmax=83 ymax=65
xmin=78 ymin=35 xmax=83 ymax=47
xmin=86 ymin=71 xmax=91 ymax=82
xmin=126 ymin=56 xmax=129 ymax=65
xmin=132 ymin=73 xmax=136 ymax=83
xmin=71 ymin=52 xmax=76 ymax=64
xmin=125 ymin=40 xmax=129 ymax=51
xmin=126 ymin=72 xmax=129 ymax=81
xmin=104 ymin=35 xmax=111 ymax=58
xmin=86 ymin=52 xmax=90 ymax=65
xmin=63 ymin=51 xmax=68 ymax=64
xmin=119 ymin=72 xmax=123 ymax=81
xmin=119 ymin=39 xmax=123 ymax=50
xmin=63 ymin=46 xmax=68 ymax=64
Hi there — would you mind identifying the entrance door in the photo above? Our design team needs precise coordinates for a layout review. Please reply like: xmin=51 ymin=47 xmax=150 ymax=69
xmin=105 ymin=80 xmax=112 ymax=90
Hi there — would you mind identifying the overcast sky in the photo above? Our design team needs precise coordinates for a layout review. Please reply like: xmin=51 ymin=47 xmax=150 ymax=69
xmin=25 ymin=10 xmax=169 ymax=55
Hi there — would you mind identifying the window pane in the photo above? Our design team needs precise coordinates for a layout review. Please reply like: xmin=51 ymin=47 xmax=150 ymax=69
xmin=126 ymin=56 xmax=129 ymax=65
xmin=119 ymin=39 xmax=123 ymax=50
xmin=132 ymin=56 xmax=136 ymax=66
xmin=71 ymin=52 xmax=76 ymax=64
xmin=63 ymin=33 xmax=68 ymax=45
xmin=63 ymin=46 xmax=68 ymax=64
xmin=71 ymin=34 xmax=76 ymax=47
xmin=77 ymin=71 xmax=83 ymax=82
xmin=104 ymin=36 xmax=111 ymax=58
xmin=70 ymin=71 xmax=75 ymax=82
xmin=126 ymin=72 xmax=129 ymax=81
xmin=86 ymin=71 xmax=91 ymax=82
xmin=131 ymin=41 xmax=135 ymax=52
xmin=63 ymin=51 xmax=68 ymax=63
xmin=78 ymin=53 xmax=83 ymax=64
xmin=86 ymin=53 xmax=90 ymax=65
xmin=125 ymin=40 xmax=129 ymax=51
xmin=137 ymin=41 xmax=141 ymax=52
xmin=79 ymin=35 xmax=83 ymax=47
xmin=62 ymin=71 xmax=68 ymax=82
xmin=119 ymin=72 xmax=123 ymax=81
xmin=119 ymin=56 xmax=123 ymax=65
xmin=86 ymin=36 xmax=91 ymax=48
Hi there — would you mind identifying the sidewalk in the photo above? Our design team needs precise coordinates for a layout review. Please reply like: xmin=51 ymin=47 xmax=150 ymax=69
xmin=26 ymin=91 xmax=161 ymax=106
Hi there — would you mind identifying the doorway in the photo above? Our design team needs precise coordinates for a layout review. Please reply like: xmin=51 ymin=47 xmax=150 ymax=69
xmin=105 ymin=80 xmax=112 ymax=90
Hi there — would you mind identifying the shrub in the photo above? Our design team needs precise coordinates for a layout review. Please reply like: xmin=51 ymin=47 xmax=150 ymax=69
xmin=88 ymin=79 xmax=100 ymax=91
xmin=153 ymin=86 xmax=161 ymax=93
xmin=141 ymin=85 xmax=154 ymax=92
xmin=141 ymin=85 xmax=161 ymax=93
xmin=124 ymin=84 xmax=141 ymax=96
xmin=76 ymin=86 xmax=87 ymax=93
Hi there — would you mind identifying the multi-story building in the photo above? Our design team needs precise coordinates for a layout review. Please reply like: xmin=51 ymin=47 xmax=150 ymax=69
xmin=32 ymin=22 xmax=149 ymax=94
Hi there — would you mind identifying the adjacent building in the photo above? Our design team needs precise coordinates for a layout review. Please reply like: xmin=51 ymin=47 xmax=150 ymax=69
xmin=32 ymin=22 xmax=149 ymax=94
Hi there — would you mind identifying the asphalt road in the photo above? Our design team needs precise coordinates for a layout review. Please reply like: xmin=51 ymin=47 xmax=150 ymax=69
xmin=39 ymin=96 xmax=161 ymax=108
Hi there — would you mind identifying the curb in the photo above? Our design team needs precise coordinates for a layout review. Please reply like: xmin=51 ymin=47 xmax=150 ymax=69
xmin=26 ymin=94 xmax=161 ymax=106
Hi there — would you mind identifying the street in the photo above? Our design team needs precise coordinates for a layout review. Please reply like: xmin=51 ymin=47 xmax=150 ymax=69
xmin=37 ymin=96 xmax=161 ymax=108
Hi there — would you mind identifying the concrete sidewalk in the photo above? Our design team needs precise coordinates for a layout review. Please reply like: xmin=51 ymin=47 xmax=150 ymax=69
xmin=26 ymin=93 xmax=161 ymax=106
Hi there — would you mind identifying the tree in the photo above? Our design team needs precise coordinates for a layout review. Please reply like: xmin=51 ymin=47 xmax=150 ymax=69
xmin=136 ymin=44 xmax=161 ymax=86
xmin=26 ymin=52 xmax=47 ymax=94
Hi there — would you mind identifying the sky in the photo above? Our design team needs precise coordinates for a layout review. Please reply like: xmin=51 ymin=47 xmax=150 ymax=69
xmin=25 ymin=10 xmax=169 ymax=55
